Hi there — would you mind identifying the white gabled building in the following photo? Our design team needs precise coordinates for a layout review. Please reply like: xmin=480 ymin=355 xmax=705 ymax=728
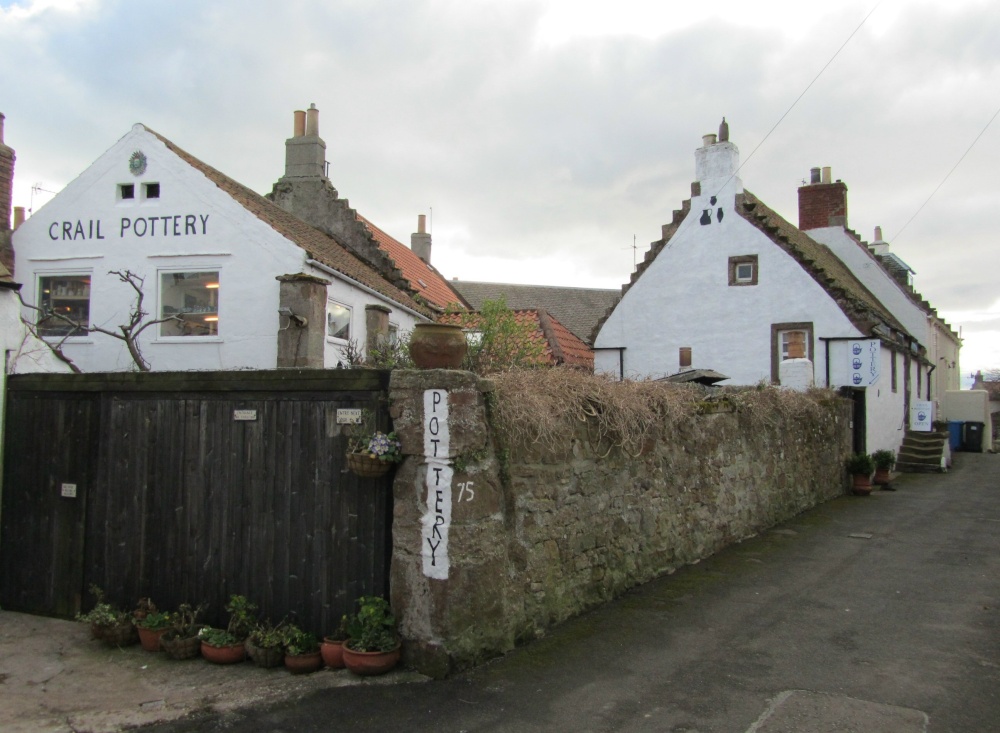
xmin=9 ymin=107 xmax=435 ymax=373
xmin=594 ymin=122 xmax=942 ymax=456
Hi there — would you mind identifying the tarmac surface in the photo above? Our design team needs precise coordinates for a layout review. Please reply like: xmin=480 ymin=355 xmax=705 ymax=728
xmin=2 ymin=452 xmax=997 ymax=732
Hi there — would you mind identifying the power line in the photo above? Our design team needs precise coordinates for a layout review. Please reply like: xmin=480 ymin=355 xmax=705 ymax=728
xmin=715 ymin=3 xmax=880 ymax=197
xmin=891 ymin=102 xmax=1000 ymax=242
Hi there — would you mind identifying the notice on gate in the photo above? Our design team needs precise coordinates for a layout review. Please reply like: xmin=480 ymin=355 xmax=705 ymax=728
xmin=421 ymin=389 xmax=452 ymax=580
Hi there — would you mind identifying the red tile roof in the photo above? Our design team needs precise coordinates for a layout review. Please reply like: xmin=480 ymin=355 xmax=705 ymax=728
xmin=439 ymin=308 xmax=593 ymax=370
xmin=146 ymin=128 xmax=435 ymax=320
xmin=357 ymin=215 xmax=468 ymax=312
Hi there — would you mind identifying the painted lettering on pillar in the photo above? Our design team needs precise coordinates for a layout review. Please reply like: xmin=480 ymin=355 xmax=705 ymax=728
xmin=699 ymin=195 xmax=724 ymax=226
xmin=47 ymin=215 xmax=210 ymax=241
xmin=421 ymin=389 xmax=452 ymax=580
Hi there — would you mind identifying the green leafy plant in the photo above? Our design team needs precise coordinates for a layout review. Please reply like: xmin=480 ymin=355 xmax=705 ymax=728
xmin=872 ymin=449 xmax=896 ymax=470
xmin=163 ymin=603 xmax=204 ymax=638
xmin=199 ymin=594 xmax=257 ymax=647
xmin=444 ymin=297 xmax=548 ymax=375
xmin=327 ymin=615 xmax=350 ymax=642
xmin=136 ymin=610 xmax=173 ymax=630
xmin=346 ymin=596 xmax=397 ymax=653
xmin=282 ymin=624 xmax=320 ymax=656
xmin=75 ymin=585 xmax=130 ymax=628
xmin=247 ymin=618 xmax=288 ymax=650
xmin=846 ymin=452 xmax=875 ymax=475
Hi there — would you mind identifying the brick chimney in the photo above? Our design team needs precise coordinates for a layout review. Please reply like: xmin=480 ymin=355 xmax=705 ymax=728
xmin=283 ymin=103 xmax=327 ymax=179
xmin=411 ymin=214 xmax=432 ymax=264
xmin=798 ymin=166 xmax=848 ymax=230
xmin=0 ymin=112 xmax=15 ymax=231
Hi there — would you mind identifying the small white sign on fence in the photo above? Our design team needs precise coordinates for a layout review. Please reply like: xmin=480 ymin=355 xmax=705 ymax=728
xmin=233 ymin=409 xmax=258 ymax=422
xmin=61 ymin=483 xmax=77 ymax=498
xmin=336 ymin=408 xmax=363 ymax=424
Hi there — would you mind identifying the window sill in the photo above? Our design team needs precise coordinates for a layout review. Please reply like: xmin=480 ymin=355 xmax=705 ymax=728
xmin=153 ymin=336 xmax=224 ymax=344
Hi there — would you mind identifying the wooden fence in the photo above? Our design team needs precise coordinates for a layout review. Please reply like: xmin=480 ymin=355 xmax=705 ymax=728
xmin=0 ymin=369 xmax=393 ymax=637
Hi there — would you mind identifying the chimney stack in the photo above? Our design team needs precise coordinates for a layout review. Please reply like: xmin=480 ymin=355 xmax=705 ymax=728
xmin=411 ymin=214 xmax=432 ymax=264
xmin=282 ymin=103 xmax=327 ymax=179
xmin=869 ymin=225 xmax=889 ymax=255
xmin=797 ymin=165 xmax=848 ymax=230
xmin=0 ymin=112 xmax=15 ymax=231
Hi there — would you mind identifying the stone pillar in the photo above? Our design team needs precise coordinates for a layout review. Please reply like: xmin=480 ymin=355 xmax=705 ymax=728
xmin=388 ymin=370 xmax=514 ymax=678
xmin=275 ymin=273 xmax=329 ymax=368
xmin=365 ymin=304 xmax=391 ymax=360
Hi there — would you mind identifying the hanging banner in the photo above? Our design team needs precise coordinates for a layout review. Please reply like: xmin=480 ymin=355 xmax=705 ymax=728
xmin=848 ymin=339 xmax=881 ymax=387
xmin=421 ymin=389 xmax=452 ymax=580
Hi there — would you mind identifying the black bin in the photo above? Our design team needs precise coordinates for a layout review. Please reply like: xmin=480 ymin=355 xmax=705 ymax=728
xmin=962 ymin=421 xmax=985 ymax=452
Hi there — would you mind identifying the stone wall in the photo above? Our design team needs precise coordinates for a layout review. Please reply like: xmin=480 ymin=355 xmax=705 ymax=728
xmin=388 ymin=370 xmax=851 ymax=677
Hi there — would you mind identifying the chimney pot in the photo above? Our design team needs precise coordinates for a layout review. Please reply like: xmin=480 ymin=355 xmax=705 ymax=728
xmin=13 ymin=206 xmax=25 ymax=229
xmin=293 ymin=110 xmax=306 ymax=137
xmin=810 ymin=167 xmax=821 ymax=184
xmin=0 ymin=112 xmax=5 ymax=144
xmin=702 ymin=133 xmax=717 ymax=147
xmin=417 ymin=214 xmax=426 ymax=234
xmin=821 ymin=166 xmax=831 ymax=184
xmin=874 ymin=226 xmax=883 ymax=242
xmin=305 ymin=103 xmax=319 ymax=137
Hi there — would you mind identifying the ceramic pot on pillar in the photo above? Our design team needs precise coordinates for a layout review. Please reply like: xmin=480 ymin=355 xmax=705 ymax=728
xmin=409 ymin=323 xmax=467 ymax=369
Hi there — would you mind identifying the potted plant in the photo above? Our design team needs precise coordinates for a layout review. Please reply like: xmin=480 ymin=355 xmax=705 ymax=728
xmin=246 ymin=618 xmax=288 ymax=669
xmin=199 ymin=594 xmax=257 ymax=664
xmin=321 ymin=615 xmax=350 ymax=669
xmin=346 ymin=410 xmax=403 ymax=478
xmin=160 ymin=603 xmax=206 ymax=660
xmin=75 ymin=585 xmax=137 ymax=647
xmin=846 ymin=452 xmax=875 ymax=495
xmin=282 ymin=624 xmax=322 ymax=674
xmin=872 ymin=449 xmax=896 ymax=487
xmin=132 ymin=598 xmax=173 ymax=652
xmin=342 ymin=596 xmax=401 ymax=676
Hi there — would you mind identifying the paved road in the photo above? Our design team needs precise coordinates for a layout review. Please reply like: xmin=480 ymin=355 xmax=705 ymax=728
xmin=142 ymin=453 xmax=1000 ymax=733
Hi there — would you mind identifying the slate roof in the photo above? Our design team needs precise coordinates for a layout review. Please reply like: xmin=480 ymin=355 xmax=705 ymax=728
xmin=439 ymin=308 xmax=594 ymax=370
xmin=356 ymin=215 xmax=468 ymax=312
xmin=147 ymin=128 xmax=435 ymax=320
xmin=450 ymin=281 xmax=619 ymax=346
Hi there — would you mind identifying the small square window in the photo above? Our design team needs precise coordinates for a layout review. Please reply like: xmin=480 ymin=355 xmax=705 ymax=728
xmin=327 ymin=301 xmax=352 ymax=341
xmin=143 ymin=183 xmax=160 ymax=199
xmin=119 ymin=184 xmax=135 ymax=200
xmin=728 ymin=255 xmax=758 ymax=286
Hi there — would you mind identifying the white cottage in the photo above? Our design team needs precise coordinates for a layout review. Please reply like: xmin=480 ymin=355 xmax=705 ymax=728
xmin=593 ymin=122 xmax=938 ymax=455
xmin=9 ymin=109 xmax=435 ymax=373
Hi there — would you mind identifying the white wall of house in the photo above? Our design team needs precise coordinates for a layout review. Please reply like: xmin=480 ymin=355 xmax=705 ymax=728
xmin=11 ymin=125 xmax=418 ymax=372
xmin=807 ymin=225 xmax=957 ymax=406
xmin=595 ymin=139 xmax=861 ymax=386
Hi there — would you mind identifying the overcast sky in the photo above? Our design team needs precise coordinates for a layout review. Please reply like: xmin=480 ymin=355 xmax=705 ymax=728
xmin=2 ymin=0 xmax=997 ymax=381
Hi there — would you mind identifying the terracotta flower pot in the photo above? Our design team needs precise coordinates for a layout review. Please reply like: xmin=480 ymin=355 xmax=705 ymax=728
xmin=321 ymin=638 xmax=346 ymax=669
xmin=200 ymin=641 xmax=246 ymax=664
xmin=284 ymin=651 xmax=323 ymax=674
xmin=409 ymin=323 xmax=468 ymax=369
xmin=342 ymin=642 xmax=401 ymax=676
xmin=137 ymin=626 xmax=169 ymax=652
xmin=852 ymin=473 xmax=873 ymax=496
xmin=873 ymin=467 xmax=891 ymax=486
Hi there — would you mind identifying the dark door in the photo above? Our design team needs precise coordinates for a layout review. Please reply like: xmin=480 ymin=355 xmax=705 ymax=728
xmin=0 ymin=392 xmax=97 ymax=617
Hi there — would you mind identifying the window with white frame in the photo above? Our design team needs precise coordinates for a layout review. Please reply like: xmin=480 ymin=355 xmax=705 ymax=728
xmin=770 ymin=322 xmax=813 ymax=383
xmin=326 ymin=301 xmax=352 ymax=341
xmin=728 ymin=255 xmax=758 ymax=286
xmin=38 ymin=274 xmax=91 ymax=337
xmin=159 ymin=271 xmax=220 ymax=337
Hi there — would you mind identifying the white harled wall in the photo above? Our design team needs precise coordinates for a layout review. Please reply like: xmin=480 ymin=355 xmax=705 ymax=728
xmin=12 ymin=125 xmax=418 ymax=372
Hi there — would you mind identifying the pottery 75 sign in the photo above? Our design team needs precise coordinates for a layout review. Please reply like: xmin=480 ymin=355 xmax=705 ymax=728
xmin=421 ymin=389 xmax=452 ymax=580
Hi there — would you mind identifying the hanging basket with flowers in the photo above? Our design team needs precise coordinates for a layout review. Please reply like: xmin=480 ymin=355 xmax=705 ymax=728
xmin=346 ymin=410 xmax=403 ymax=478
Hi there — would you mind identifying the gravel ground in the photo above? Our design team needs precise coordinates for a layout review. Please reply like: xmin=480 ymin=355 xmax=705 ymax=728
xmin=0 ymin=612 xmax=426 ymax=732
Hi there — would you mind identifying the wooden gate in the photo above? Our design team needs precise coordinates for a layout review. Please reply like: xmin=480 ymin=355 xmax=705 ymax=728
xmin=0 ymin=369 xmax=393 ymax=635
